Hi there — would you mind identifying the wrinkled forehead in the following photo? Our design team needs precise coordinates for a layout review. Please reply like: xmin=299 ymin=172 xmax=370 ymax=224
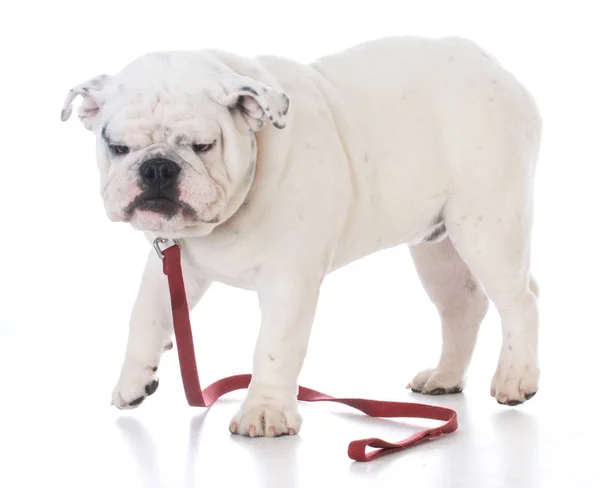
xmin=101 ymin=89 xmax=222 ymax=147
xmin=101 ymin=53 xmax=228 ymax=145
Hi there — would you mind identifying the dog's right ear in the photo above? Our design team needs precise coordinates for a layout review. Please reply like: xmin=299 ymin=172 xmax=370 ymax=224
xmin=61 ymin=74 xmax=112 ymax=130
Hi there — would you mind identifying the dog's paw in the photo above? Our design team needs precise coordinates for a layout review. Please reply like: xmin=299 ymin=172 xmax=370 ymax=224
xmin=491 ymin=350 xmax=539 ymax=406
xmin=229 ymin=390 xmax=301 ymax=437
xmin=111 ymin=361 xmax=160 ymax=409
xmin=408 ymin=368 xmax=464 ymax=395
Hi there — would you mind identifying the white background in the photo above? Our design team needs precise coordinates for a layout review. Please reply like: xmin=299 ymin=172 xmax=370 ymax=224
xmin=1 ymin=1 xmax=599 ymax=487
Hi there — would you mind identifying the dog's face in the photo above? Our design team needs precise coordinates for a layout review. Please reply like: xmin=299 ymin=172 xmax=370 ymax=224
xmin=61 ymin=52 xmax=289 ymax=236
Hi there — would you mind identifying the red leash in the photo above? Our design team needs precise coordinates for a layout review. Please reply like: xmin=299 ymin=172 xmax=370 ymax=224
xmin=158 ymin=239 xmax=458 ymax=462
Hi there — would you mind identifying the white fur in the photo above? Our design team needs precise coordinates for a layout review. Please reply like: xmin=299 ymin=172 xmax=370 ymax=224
xmin=62 ymin=36 xmax=542 ymax=435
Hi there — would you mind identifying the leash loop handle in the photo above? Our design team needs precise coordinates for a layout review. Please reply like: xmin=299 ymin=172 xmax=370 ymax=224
xmin=159 ymin=241 xmax=458 ymax=462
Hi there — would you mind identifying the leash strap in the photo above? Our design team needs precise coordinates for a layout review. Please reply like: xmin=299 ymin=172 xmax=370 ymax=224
xmin=161 ymin=241 xmax=458 ymax=462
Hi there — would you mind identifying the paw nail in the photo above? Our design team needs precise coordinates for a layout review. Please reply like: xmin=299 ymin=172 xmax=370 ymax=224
xmin=164 ymin=342 xmax=173 ymax=351
xmin=229 ymin=423 xmax=238 ymax=433
xmin=268 ymin=426 xmax=276 ymax=437
xmin=145 ymin=379 xmax=159 ymax=396
xmin=288 ymin=428 xmax=296 ymax=435
xmin=249 ymin=425 xmax=256 ymax=437
xmin=128 ymin=396 xmax=145 ymax=407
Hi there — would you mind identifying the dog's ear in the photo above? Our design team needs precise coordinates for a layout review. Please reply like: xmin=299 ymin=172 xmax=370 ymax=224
xmin=60 ymin=74 xmax=112 ymax=130
xmin=216 ymin=74 xmax=290 ymax=131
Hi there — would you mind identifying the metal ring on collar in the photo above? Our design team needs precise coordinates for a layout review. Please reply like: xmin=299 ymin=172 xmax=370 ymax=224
xmin=153 ymin=237 xmax=180 ymax=260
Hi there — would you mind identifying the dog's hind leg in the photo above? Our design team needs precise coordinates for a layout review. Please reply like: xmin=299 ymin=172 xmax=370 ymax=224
xmin=408 ymin=236 xmax=489 ymax=395
xmin=442 ymin=155 xmax=540 ymax=405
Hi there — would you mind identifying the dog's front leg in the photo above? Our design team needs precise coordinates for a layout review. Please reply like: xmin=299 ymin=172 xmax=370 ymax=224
xmin=111 ymin=248 xmax=210 ymax=409
xmin=229 ymin=271 xmax=322 ymax=437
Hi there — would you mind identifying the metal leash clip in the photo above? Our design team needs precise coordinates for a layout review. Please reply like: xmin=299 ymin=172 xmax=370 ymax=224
xmin=153 ymin=237 xmax=181 ymax=260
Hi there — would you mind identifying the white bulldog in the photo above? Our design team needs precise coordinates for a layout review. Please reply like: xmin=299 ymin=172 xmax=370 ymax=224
xmin=61 ymin=36 xmax=542 ymax=437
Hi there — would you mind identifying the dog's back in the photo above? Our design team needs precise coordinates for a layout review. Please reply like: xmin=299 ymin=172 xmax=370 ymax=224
xmin=282 ymin=36 xmax=543 ymax=265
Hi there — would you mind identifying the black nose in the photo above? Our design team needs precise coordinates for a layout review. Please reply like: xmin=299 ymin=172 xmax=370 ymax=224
xmin=139 ymin=158 xmax=181 ymax=188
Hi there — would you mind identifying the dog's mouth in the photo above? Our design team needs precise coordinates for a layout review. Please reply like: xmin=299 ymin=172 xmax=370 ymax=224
xmin=136 ymin=197 xmax=180 ymax=215
xmin=125 ymin=193 xmax=198 ymax=220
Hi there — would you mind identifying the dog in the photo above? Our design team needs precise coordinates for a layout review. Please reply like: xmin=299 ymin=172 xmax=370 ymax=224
xmin=61 ymin=36 xmax=542 ymax=438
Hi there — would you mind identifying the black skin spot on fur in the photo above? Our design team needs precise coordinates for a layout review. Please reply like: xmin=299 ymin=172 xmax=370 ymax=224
xmin=240 ymin=86 xmax=259 ymax=96
xmin=273 ymin=120 xmax=285 ymax=129
xmin=101 ymin=125 xmax=109 ymax=143
xmin=206 ymin=216 xmax=220 ymax=224
xmin=424 ymin=224 xmax=446 ymax=242
xmin=465 ymin=277 xmax=478 ymax=293
xmin=89 ymin=78 xmax=105 ymax=89
xmin=268 ymin=354 xmax=275 ymax=362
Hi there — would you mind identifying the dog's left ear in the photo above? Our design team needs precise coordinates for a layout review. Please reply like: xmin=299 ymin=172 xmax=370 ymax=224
xmin=216 ymin=75 xmax=290 ymax=131
xmin=60 ymin=74 xmax=112 ymax=130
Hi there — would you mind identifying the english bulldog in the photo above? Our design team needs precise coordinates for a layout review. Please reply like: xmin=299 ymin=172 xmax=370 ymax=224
xmin=61 ymin=36 xmax=542 ymax=437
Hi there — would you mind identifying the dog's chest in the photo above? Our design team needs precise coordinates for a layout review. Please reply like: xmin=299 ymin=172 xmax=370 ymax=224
xmin=182 ymin=240 xmax=264 ymax=290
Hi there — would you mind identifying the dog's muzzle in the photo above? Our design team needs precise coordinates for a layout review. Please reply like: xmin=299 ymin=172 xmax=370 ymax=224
xmin=125 ymin=157 xmax=190 ymax=218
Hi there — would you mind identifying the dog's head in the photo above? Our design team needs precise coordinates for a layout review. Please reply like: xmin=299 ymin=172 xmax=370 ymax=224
xmin=61 ymin=52 xmax=290 ymax=237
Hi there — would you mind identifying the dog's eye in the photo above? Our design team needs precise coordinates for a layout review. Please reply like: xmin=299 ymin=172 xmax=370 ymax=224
xmin=192 ymin=143 xmax=213 ymax=152
xmin=109 ymin=144 xmax=130 ymax=155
